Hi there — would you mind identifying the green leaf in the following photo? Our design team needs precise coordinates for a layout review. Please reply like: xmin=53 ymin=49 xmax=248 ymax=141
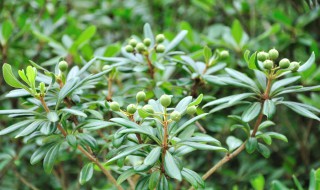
xmin=203 ymin=46 xmax=212 ymax=64
xmin=175 ymin=96 xmax=192 ymax=112
xmin=158 ymin=175 xmax=169 ymax=190
xmin=226 ymin=136 xmax=243 ymax=152
xmin=143 ymin=23 xmax=154 ymax=47
xmin=77 ymin=134 xmax=98 ymax=150
xmin=182 ymin=168 xmax=205 ymax=188
xmin=138 ymin=108 xmax=150 ymax=118
xmin=242 ymin=102 xmax=261 ymax=122
xmin=298 ymin=52 xmax=315 ymax=72
xmin=47 ymin=112 xmax=58 ymax=122
xmin=231 ymin=19 xmax=243 ymax=44
xmin=246 ymin=137 xmax=258 ymax=154
xmin=15 ymin=120 xmax=44 ymax=138
xmin=248 ymin=52 xmax=259 ymax=70
xmin=164 ymin=30 xmax=188 ymax=53
xmin=265 ymin=132 xmax=288 ymax=142
xmin=110 ymin=118 xmax=141 ymax=129
xmin=164 ymin=151 xmax=182 ymax=181
xmin=43 ymin=143 xmax=60 ymax=173
xmin=225 ymin=68 xmax=259 ymax=90
xmin=66 ymin=134 xmax=78 ymax=148
xmin=5 ymin=89 xmax=30 ymax=98
xmin=179 ymin=134 xmax=221 ymax=146
xmin=258 ymin=134 xmax=272 ymax=145
xmin=79 ymin=163 xmax=94 ymax=185
xmin=189 ymin=94 xmax=203 ymax=107
xmin=117 ymin=168 xmax=136 ymax=185
xmin=107 ymin=144 xmax=148 ymax=164
xmin=0 ymin=120 xmax=32 ymax=136
xmin=1 ymin=20 xmax=13 ymax=45
xmin=30 ymin=144 xmax=53 ymax=165
xmin=172 ymin=113 xmax=208 ymax=135
xmin=2 ymin=64 xmax=30 ymax=91
xmin=258 ymin=121 xmax=275 ymax=131
xmin=292 ymin=175 xmax=304 ymax=190
xmin=203 ymin=93 xmax=255 ymax=108
xmin=70 ymin=25 xmax=96 ymax=51
xmin=280 ymin=101 xmax=320 ymax=121
xmin=81 ymin=120 xmax=114 ymax=131
xmin=181 ymin=142 xmax=227 ymax=152
xmin=257 ymin=143 xmax=270 ymax=158
xmin=263 ymin=100 xmax=276 ymax=118
xmin=270 ymin=76 xmax=301 ymax=95
xmin=182 ymin=169 xmax=199 ymax=189
xmin=148 ymin=170 xmax=160 ymax=190
xmin=250 ymin=174 xmax=265 ymax=190
xmin=271 ymin=180 xmax=290 ymax=190
xmin=144 ymin=147 xmax=161 ymax=166
xmin=61 ymin=108 xmax=87 ymax=118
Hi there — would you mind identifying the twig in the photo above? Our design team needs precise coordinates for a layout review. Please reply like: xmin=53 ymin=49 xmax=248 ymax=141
xmin=188 ymin=77 xmax=274 ymax=190
xmin=14 ymin=169 xmax=40 ymax=190
xmin=144 ymin=54 xmax=154 ymax=79
xmin=39 ymin=96 xmax=123 ymax=190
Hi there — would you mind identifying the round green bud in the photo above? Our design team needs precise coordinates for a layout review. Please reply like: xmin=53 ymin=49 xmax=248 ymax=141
xmin=127 ymin=104 xmax=137 ymax=114
xmin=170 ymin=111 xmax=181 ymax=121
xmin=143 ymin=38 xmax=151 ymax=47
xmin=186 ymin=106 xmax=197 ymax=115
xmin=136 ymin=91 xmax=146 ymax=102
xmin=268 ymin=48 xmax=279 ymax=60
xmin=58 ymin=61 xmax=68 ymax=71
xmin=290 ymin=61 xmax=300 ymax=72
xmin=110 ymin=102 xmax=120 ymax=111
xmin=156 ymin=34 xmax=165 ymax=43
xmin=125 ymin=45 xmax=134 ymax=53
xmin=136 ymin=43 xmax=146 ymax=53
xmin=257 ymin=51 xmax=269 ymax=62
xmin=129 ymin=39 xmax=137 ymax=47
xmin=279 ymin=58 xmax=290 ymax=69
xmin=156 ymin=44 xmax=165 ymax=53
xmin=102 ymin=65 xmax=111 ymax=71
xmin=219 ymin=50 xmax=229 ymax=59
xmin=160 ymin=94 xmax=171 ymax=107
xmin=143 ymin=105 xmax=154 ymax=114
xmin=263 ymin=60 xmax=273 ymax=70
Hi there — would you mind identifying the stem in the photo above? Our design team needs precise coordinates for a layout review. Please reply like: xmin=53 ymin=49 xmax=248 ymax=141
xmin=39 ymin=97 xmax=123 ymax=190
xmin=188 ymin=77 xmax=273 ymax=189
xmin=14 ymin=169 xmax=40 ymax=190
xmin=106 ymin=76 xmax=113 ymax=101
xmin=144 ymin=54 xmax=154 ymax=79
xmin=161 ymin=109 xmax=168 ymax=174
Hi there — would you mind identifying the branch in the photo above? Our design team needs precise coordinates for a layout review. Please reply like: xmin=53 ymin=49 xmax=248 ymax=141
xmin=189 ymin=77 xmax=274 ymax=190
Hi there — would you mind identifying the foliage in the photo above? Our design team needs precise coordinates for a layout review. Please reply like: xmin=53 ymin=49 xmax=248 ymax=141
xmin=1 ymin=1 xmax=320 ymax=190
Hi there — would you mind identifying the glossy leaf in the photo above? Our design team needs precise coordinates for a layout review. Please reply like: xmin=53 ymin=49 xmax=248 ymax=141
xmin=164 ymin=151 xmax=182 ymax=181
xmin=242 ymin=102 xmax=261 ymax=122
xmin=79 ymin=163 xmax=94 ymax=185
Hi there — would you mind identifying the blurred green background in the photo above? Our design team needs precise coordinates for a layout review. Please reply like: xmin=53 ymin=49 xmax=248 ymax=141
xmin=1 ymin=0 xmax=320 ymax=189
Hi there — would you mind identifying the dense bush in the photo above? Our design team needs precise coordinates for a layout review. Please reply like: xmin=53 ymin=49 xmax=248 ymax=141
xmin=1 ymin=1 xmax=320 ymax=190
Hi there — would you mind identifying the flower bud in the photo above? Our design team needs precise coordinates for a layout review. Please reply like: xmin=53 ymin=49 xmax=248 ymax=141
xmin=219 ymin=50 xmax=229 ymax=59
xmin=170 ymin=111 xmax=181 ymax=121
xmin=110 ymin=102 xmax=120 ymax=111
xmin=102 ymin=65 xmax=111 ymax=71
xmin=127 ymin=104 xmax=137 ymax=114
xmin=39 ymin=82 xmax=46 ymax=94
xmin=156 ymin=45 xmax=165 ymax=53
xmin=129 ymin=39 xmax=137 ymax=47
xmin=257 ymin=51 xmax=269 ymax=62
xmin=136 ymin=91 xmax=146 ymax=102
xmin=58 ymin=61 xmax=68 ymax=71
xmin=186 ymin=106 xmax=197 ymax=115
xmin=160 ymin=94 xmax=171 ymax=107
xmin=136 ymin=43 xmax=146 ymax=53
xmin=143 ymin=105 xmax=154 ymax=114
xmin=279 ymin=58 xmax=290 ymax=69
xmin=143 ymin=38 xmax=151 ymax=47
xmin=290 ymin=61 xmax=300 ymax=72
xmin=263 ymin=60 xmax=273 ymax=70
xmin=268 ymin=48 xmax=279 ymax=60
xmin=156 ymin=34 xmax=165 ymax=43
xmin=125 ymin=45 xmax=134 ymax=53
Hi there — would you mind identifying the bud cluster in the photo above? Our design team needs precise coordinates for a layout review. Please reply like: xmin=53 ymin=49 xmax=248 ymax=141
xmin=257 ymin=48 xmax=300 ymax=72
xmin=125 ymin=34 xmax=166 ymax=54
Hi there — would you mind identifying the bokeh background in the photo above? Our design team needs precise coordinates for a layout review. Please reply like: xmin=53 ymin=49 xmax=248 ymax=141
xmin=1 ymin=0 xmax=320 ymax=189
